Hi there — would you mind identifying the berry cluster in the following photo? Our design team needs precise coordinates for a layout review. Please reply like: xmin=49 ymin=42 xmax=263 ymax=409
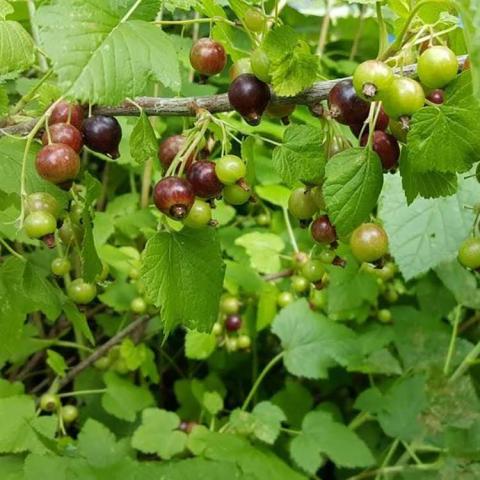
xmin=39 ymin=393 xmax=79 ymax=428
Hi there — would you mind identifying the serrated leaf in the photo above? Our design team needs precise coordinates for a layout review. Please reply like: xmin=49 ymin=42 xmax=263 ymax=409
xmin=0 ymin=86 xmax=8 ymax=116
xmin=0 ymin=21 xmax=35 ymax=78
xmin=141 ymin=228 xmax=225 ymax=333
xmin=0 ymin=1 xmax=13 ymax=20
xmin=163 ymin=0 xmax=197 ymax=12
xmin=272 ymin=299 xmax=360 ymax=379
xmin=235 ymin=232 xmax=285 ymax=274
xmin=37 ymin=1 xmax=180 ymax=103
xmin=132 ymin=408 xmax=187 ymax=459
xmin=251 ymin=402 xmax=286 ymax=444
xmin=378 ymin=173 xmax=480 ymax=280
xmin=63 ymin=300 xmax=95 ymax=345
xmin=46 ymin=350 xmax=67 ymax=377
xmin=130 ymin=112 xmax=158 ymax=165
xmin=185 ymin=330 xmax=216 ymax=360
xmin=272 ymin=380 xmax=313 ymax=429
xmin=324 ymin=147 xmax=383 ymax=237
xmin=272 ymin=125 xmax=326 ymax=187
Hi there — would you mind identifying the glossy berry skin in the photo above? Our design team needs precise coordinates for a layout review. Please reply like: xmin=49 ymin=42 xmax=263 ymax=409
xmin=42 ymin=123 xmax=83 ymax=153
xmin=61 ymin=405 xmax=79 ymax=424
xmin=382 ymin=77 xmax=425 ymax=119
xmin=51 ymin=257 xmax=71 ymax=276
xmin=190 ymin=38 xmax=226 ymax=76
xmin=153 ymin=176 xmax=195 ymax=219
xmin=350 ymin=223 xmax=389 ymax=263
xmin=426 ymin=89 xmax=444 ymax=104
xmin=350 ymin=107 xmax=389 ymax=137
xmin=49 ymin=101 xmax=84 ymax=130
xmin=301 ymin=259 xmax=325 ymax=283
xmin=220 ymin=295 xmax=241 ymax=315
xmin=250 ymin=48 xmax=271 ymax=83
xmin=244 ymin=8 xmax=265 ymax=32
xmin=215 ymin=155 xmax=246 ymax=185
xmin=187 ymin=161 xmax=223 ymax=198
xmin=288 ymin=188 xmax=317 ymax=220
xmin=36 ymin=144 xmax=80 ymax=184
xmin=158 ymin=134 xmax=193 ymax=170
xmin=67 ymin=278 xmax=97 ymax=305
xmin=277 ymin=291 xmax=294 ymax=308
xmin=291 ymin=275 xmax=310 ymax=293
xmin=223 ymin=184 xmax=250 ymax=205
xmin=183 ymin=199 xmax=212 ymax=229
xmin=24 ymin=211 xmax=56 ymax=239
xmin=353 ymin=60 xmax=394 ymax=100
xmin=229 ymin=74 xmax=271 ymax=126
xmin=360 ymin=131 xmax=400 ymax=170
xmin=310 ymin=186 xmax=325 ymax=210
xmin=458 ymin=238 xmax=480 ymax=269
xmin=83 ymin=115 xmax=122 ymax=159
xmin=311 ymin=215 xmax=337 ymax=245
xmin=26 ymin=192 xmax=60 ymax=218
xmin=130 ymin=297 xmax=147 ymax=314
xmin=389 ymin=119 xmax=408 ymax=143
xmin=225 ymin=314 xmax=242 ymax=332
xmin=328 ymin=79 xmax=370 ymax=126
xmin=229 ymin=58 xmax=253 ymax=81
xmin=40 ymin=393 xmax=60 ymax=412
xmin=417 ymin=46 xmax=458 ymax=89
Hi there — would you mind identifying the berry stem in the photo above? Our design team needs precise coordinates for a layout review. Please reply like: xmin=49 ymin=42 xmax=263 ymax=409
xmin=0 ymin=237 xmax=26 ymax=261
xmin=449 ymin=329 xmax=480 ymax=382
xmin=283 ymin=207 xmax=299 ymax=253
xmin=58 ymin=388 xmax=107 ymax=398
xmin=154 ymin=16 xmax=237 ymax=27
xmin=375 ymin=2 xmax=388 ymax=59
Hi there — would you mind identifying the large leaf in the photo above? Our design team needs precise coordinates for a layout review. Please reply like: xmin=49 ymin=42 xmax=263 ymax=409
xmin=36 ymin=0 xmax=180 ymax=103
xmin=0 ymin=20 xmax=35 ymax=78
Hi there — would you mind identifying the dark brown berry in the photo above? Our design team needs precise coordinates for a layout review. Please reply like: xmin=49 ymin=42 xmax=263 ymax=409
xmin=186 ymin=161 xmax=223 ymax=199
xmin=49 ymin=101 xmax=84 ymax=130
xmin=311 ymin=215 xmax=337 ymax=245
xmin=42 ymin=123 xmax=83 ymax=152
xmin=158 ymin=135 xmax=194 ymax=170
xmin=153 ymin=176 xmax=195 ymax=219
xmin=83 ymin=115 xmax=122 ymax=159
xmin=360 ymin=131 xmax=400 ymax=170
xmin=328 ymin=79 xmax=370 ymax=126
xmin=225 ymin=314 xmax=242 ymax=332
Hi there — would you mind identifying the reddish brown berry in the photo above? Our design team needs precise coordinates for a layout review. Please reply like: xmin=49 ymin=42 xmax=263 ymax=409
xmin=153 ymin=176 xmax=195 ymax=219
xmin=311 ymin=215 xmax=337 ymax=245
xmin=42 ymin=123 xmax=83 ymax=152
xmin=186 ymin=161 xmax=223 ymax=199
xmin=48 ymin=101 xmax=84 ymax=130
xmin=190 ymin=38 xmax=227 ymax=76
xmin=36 ymin=144 xmax=80 ymax=184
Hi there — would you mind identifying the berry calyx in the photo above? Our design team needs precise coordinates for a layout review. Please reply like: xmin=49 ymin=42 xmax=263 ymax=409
xmin=311 ymin=215 xmax=337 ymax=245
xmin=277 ymin=291 xmax=294 ymax=308
xmin=49 ymin=101 xmax=84 ymax=130
xmin=288 ymin=188 xmax=317 ymax=220
xmin=327 ymin=79 xmax=370 ymax=126
xmin=360 ymin=131 xmax=400 ymax=170
xmin=61 ymin=405 xmax=79 ymax=424
xmin=83 ymin=115 xmax=122 ymax=159
xmin=244 ymin=8 xmax=265 ymax=32
xmin=42 ymin=123 xmax=83 ymax=153
xmin=382 ymin=77 xmax=425 ymax=120
xmin=229 ymin=58 xmax=253 ymax=81
xmin=250 ymin=48 xmax=271 ymax=83
xmin=36 ymin=143 xmax=80 ymax=184
xmin=353 ymin=60 xmax=394 ymax=100
xmin=417 ymin=46 xmax=458 ymax=89
xmin=183 ymin=199 xmax=212 ymax=229
xmin=301 ymin=259 xmax=325 ymax=283
xmin=215 ymin=155 xmax=246 ymax=185
xmin=223 ymin=184 xmax=251 ymax=205
xmin=40 ymin=393 xmax=60 ymax=412
xmin=225 ymin=314 xmax=242 ymax=331
xmin=158 ymin=134 xmax=194 ymax=170
xmin=190 ymin=38 xmax=226 ymax=76
xmin=187 ymin=161 xmax=223 ymax=198
xmin=228 ymin=73 xmax=271 ymax=125
xmin=26 ymin=192 xmax=61 ymax=218
xmin=426 ymin=89 xmax=444 ymax=104
xmin=458 ymin=237 xmax=480 ymax=269
xmin=51 ymin=257 xmax=71 ymax=276
xmin=130 ymin=297 xmax=147 ymax=314
xmin=67 ymin=278 xmax=97 ymax=304
xmin=350 ymin=223 xmax=389 ymax=263
xmin=153 ymin=176 xmax=195 ymax=219
xmin=24 ymin=211 xmax=57 ymax=239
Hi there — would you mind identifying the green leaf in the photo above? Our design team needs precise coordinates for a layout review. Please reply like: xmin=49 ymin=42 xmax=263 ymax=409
xmin=0 ymin=21 xmax=35 ymax=79
xmin=272 ymin=380 xmax=313 ymax=429
xmin=202 ymin=391 xmax=223 ymax=416
xmin=130 ymin=112 xmax=158 ymax=165
xmin=272 ymin=125 xmax=326 ymax=187
xmin=132 ymin=408 xmax=187 ymax=459
xmin=272 ymin=299 xmax=360 ymax=379
xmin=378 ymin=173 xmax=480 ymax=280
xmin=163 ymin=0 xmax=197 ymax=12
xmin=0 ymin=379 xmax=24 ymax=399
xmin=0 ymin=85 xmax=8 ymax=116
xmin=0 ymin=1 xmax=13 ymax=20
xmin=141 ymin=228 xmax=225 ymax=333
xmin=235 ymin=232 xmax=285 ymax=274
xmin=290 ymin=411 xmax=375 ymax=474
xmin=257 ymin=282 xmax=279 ymax=331
xmin=37 ymin=1 xmax=180 ymax=103
xmin=101 ymin=371 xmax=154 ymax=422
xmin=46 ymin=350 xmax=67 ymax=377
xmin=185 ymin=330 xmax=217 ymax=360
xmin=255 ymin=184 xmax=290 ymax=209
xmin=63 ymin=300 xmax=95 ymax=345
xmin=324 ymin=147 xmax=383 ymax=237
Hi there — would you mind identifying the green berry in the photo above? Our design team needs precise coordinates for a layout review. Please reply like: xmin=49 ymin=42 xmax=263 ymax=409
xmin=61 ymin=405 xmax=79 ymax=424
xmin=24 ymin=211 xmax=57 ymax=238
xmin=458 ymin=237 xmax=480 ymax=269
xmin=277 ymin=291 xmax=294 ymax=308
xmin=244 ymin=8 xmax=265 ymax=32
xmin=130 ymin=297 xmax=147 ymax=314
xmin=51 ymin=257 xmax=71 ymax=276
xmin=237 ymin=334 xmax=252 ymax=349
xmin=215 ymin=155 xmax=246 ymax=185
xmin=288 ymin=188 xmax=317 ymax=220
xmin=417 ymin=46 xmax=458 ymax=89
xmin=40 ymin=393 xmax=60 ymax=412
xmin=223 ymin=184 xmax=251 ymax=205
xmin=301 ymin=259 xmax=325 ymax=283
xmin=250 ymin=48 xmax=271 ymax=83
xmin=183 ymin=199 xmax=212 ymax=229
xmin=67 ymin=278 xmax=97 ymax=304
xmin=291 ymin=275 xmax=310 ymax=293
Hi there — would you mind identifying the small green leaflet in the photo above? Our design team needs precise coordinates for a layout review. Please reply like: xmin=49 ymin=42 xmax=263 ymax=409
xmin=141 ymin=228 xmax=225 ymax=333
xmin=129 ymin=112 xmax=158 ymax=165
xmin=324 ymin=147 xmax=383 ymax=237
xmin=272 ymin=124 xmax=326 ymax=187
xmin=235 ymin=232 xmax=285 ymax=274
xmin=163 ymin=0 xmax=197 ymax=12
xmin=271 ymin=299 xmax=361 ymax=379
xmin=46 ymin=350 xmax=67 ymax=377
xmin=290 ymin=411 xmax=374 ymax=474
xmin=0 ymin=20 xmax=35 ymax=79
xmin=0 ymin=1 xmax=13 ymax=19
xmin=255 ymin=184 xmax=290 ymax=209
xmin=185 ymin=330 xmax=217 ymax=360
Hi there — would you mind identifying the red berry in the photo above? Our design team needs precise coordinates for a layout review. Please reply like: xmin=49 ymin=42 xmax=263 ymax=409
xmin=228 ymin=74 xmax=271 ymax=126
xmin=83 ymin=115 xmax=122 ymax=159
xmin=350 ymin=107 xmax=389 ymax=137
xmin=36 ymin=144 xmax=80 ymax=184
xmin=426 ymin=89 xmax=444 ymax=104
xmin=48 ymin=101 xmax=84 ymax=130
xmin=360 ymin=131 xmax=400 ymax=170
xmin=153 ymin=176 xmax=195 ymax=219
xmin=158 ymin=135 xmax=194 ymax=170
xmin=327 ymin=79 xmax=370 ymax=126
xmin=186 ymin=161 xmax=223 ymax=199
xmin=311 ymin=215 xmax=337 ymax=245
xmin=225 ymin=314 xmax=242 ymax=332
xmin=42 ymin=123 xmax=83 ymax=152
xmin=190 ymin=38 xmax=226 ymax=76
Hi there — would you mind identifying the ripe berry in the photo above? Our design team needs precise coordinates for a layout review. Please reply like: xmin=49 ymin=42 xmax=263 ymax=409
xmin=250 ymin=48 xmax=271 ymax=83
xmin=51 ymin=257 xmax=71 ymax=276
xmin=382 ymin=77 xmax=425 ymax=120
xmin=130 ymin=297 xmax=147 ymax=314
xmin=67 ymin=278 xmax=97 ymax=304
xmin=223 ymin=184 xmax=251 ymax=205
xmin=350 ymin=223 xmax=389 ymax=263
xmin=83 ymin=115 xmax=122 ymax=159
xmin=350 ymin=107 xmax=389 ymax=137
xmin=229 ymin=58 xmax=253 ymax=81
xmin=228 ymin=73 xmax=271 ymax=125
xmin=353 ymin=60 xmax=394 ymax=100
xmin=220 ymin=295 xmax=241 ymax=315
xmin=183 ymin=199 xmax=212 ymax=229
xmin=301 ymin=259 xmax=325 ymax=283
xmin=36 ymin=144 xmax=80 ymax=184
xmin=244 ymin=8 xmax=265 ymax=32
xmin=360 ymin=131 xmax=400 ymax=170
xmin=311 ymin=215 xmax=337 ymax=245
xmin=417 ymin=46 xmax=458 ymax=89
xmin=215 ymin=155 xmax=246 ymax=185
xmin=327 ymin=79 xmax=370 ymax=126
xmin=187 ymin=161 xmax=223 ymax=198
xmin=190 ymin=38 xmax=226 ymax=76
xmin=40 ymin=393 xmax=60 ymax=412
xmin=225 ymin=314 xmax=242 ymax=331
xmin=153 ymin=176 xmax=195 ymax=219
xmin=26 ymin=192 xmax=61 ymax=218
xmin=277 ymin=291 xmax=294 ymax=308
xmin=288 ymin=188 xmax=317 ymax=220
xmin=458 ymin=237 xmax=480 ymax=269
xmin=426 ymin=89 xmax=444 ymax=104
xmin=24 ymin=211 xmax=56 ymax=239
xmin=237 ymin=334 xmax=252 ymax=349
xmin=158 ymin=134 xmax=193 ymax=170
xmin=61 ymin=405 xmax=79 ymax=424
xmin=42 ymin=123 xmax=83 ymax=153
xmin=49 ymin=101 xmax=84 ymax=130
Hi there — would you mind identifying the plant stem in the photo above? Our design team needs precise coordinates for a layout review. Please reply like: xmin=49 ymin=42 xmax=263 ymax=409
xmin=317 ymin=0 xmax=332 ymax=56
xmin=348 ymin=463 xmax=439 ymax=480
xmin=50 ymin=340 xmax=94 ymax=353
xmin=450 ymin=337 xmax=480 ymax=382
xmin=376 ymin=2 xmax=388 ymax=59
xmin=10 ymin=69 xmax=53 ymax=117
xmin=155 ymin=16 xmax=236 ymax=27
xmin=241 ymin=352 xmax=283 ymax=410
xmin=283 ymin=208 xmax=299 ymax=253
xmin=120 ymin=0 xmax=143 ymax=23
xmin=443 ymin=304 xmax=462 ymax=375
xmin=348 ymin=411 xmax=372 ymax=430
xmin=27 ymin=0 xmax=48 ymax=72
xmin=0 ymin=238 xmax=26 ymax=261
xmin=349 ymin=5 xmax=365 ymax=61
xmin=58 ymin=388 xmax=106 ymax=398
xmin=375 ymin=439 xmax=399 ymax=480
